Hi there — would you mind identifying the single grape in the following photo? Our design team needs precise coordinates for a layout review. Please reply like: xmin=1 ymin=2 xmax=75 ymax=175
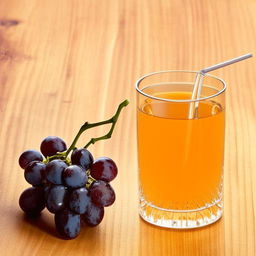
xmin=40 ymin=136 xmax=67 ymax=157
xmin=24 ymin=161 xmax=46 ymax=186
xmin=46 ymin=185 xmax=68 ymax=213
xmin=71 ymin=148 xmax=93 ymax=170
xmin=89 ymin=181 xmax=115 ymax=207
xmin=55 ymin=209 xmax=81 ymax=239
xmin=19 ymin=150 xmax=43 ymax=169
xmin=69 ymin=187 xmax=90 ymax=214
xmin=81 ymin=201 xmax=104 ymax=227
xmin=62 ymin=165 xmax=88 ymax=189
xmin=45 ymin=160 xmax=67 ymax=185
xmin=19 ymin=187 xmax=45 ymax=215
xmin=90 ymin=157 xmax=118 ymax=182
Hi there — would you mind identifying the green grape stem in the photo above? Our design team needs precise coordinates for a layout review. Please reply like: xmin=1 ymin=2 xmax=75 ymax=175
xmin=65 ymin=99 xmax=129 ymax=156
xmin=42 ymin=99 xmax=129 ymax=163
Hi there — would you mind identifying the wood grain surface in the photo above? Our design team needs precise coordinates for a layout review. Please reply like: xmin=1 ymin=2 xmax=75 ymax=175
xmin=0 ymin=0 xmax=255 ymax=255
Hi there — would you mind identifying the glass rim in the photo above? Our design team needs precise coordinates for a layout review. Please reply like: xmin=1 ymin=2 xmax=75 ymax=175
xmin=135 ymin=70 xmax=227 ymax=103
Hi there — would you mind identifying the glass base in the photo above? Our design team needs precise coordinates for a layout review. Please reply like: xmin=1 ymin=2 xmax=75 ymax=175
xmin=139 ymin=197 xmax=223 ymax=229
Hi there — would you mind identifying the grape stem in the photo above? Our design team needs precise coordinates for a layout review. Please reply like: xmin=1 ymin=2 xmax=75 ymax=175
xmin=65 ymin=99 xmax=129 ymax=156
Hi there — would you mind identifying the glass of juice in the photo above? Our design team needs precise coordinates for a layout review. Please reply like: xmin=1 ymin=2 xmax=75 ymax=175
xmin=136 ymin=70 xmax=226 ymax=229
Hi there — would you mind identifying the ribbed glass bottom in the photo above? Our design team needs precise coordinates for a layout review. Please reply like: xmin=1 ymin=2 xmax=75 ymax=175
xmin=139 ymin=196 xmax=223 ymax=229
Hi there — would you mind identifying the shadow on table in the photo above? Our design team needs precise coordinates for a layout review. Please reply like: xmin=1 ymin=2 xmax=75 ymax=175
xmin=139 ymin=217 xmax=225 ymax=256
xmin=18 ymin=212 xmax=59 ymax=238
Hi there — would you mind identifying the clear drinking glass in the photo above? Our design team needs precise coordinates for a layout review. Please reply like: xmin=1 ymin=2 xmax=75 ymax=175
xmin=136 ymin=70 xmax=226 ymax=229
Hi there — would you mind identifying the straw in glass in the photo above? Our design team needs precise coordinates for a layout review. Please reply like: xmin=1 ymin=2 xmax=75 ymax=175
xmin=188 ymin=53 xmax=253 ymax=119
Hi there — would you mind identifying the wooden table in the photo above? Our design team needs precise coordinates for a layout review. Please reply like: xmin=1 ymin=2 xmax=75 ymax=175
xmin=0 ymin=0 xmax=255 ymax=255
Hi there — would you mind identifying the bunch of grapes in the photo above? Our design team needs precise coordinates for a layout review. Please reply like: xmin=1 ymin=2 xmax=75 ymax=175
xmin=18 ymin=100 xmax=128 ymax=239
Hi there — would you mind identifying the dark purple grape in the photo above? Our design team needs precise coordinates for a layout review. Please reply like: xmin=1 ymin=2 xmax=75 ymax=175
xmin=81 ymin=201 xmax=104 ymax=226
xmin=62 ymin=165 xmax=88 ymax=188
xmin=46 ymin=185 xmax=68 ymax=213
xmin=89 ymin=181 xmax=115 ymax=207
xmin=45 ymin=160 xmax=67 ymax=185
xmin=55 ymin=209 xmax=81 ymax=239
xmin=19 ymin=150 xmax=43 ymax=169
xmin=24 ymin=161 xmax=46 ymax=186
xmin=40 ymin=136 xmax=67 ymax=157
xmin=71 ymin=148 xmax=93 ymax=170
xmin=44 ymin=185 xmax=51 ymax=199
xmin=69 ymin=187 xmax=90 ymax=214
xmin=90 ymin=157 xmax=118 ymax=182
xmin=19 ymin=187 xmax=45 ymax=215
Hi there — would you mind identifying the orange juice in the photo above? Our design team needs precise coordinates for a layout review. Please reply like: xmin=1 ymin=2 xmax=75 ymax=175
xmin=137 ymin=91 xmax=225 ymax=210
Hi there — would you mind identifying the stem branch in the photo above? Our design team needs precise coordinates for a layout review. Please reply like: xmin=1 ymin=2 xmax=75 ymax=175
xmin=65 ymin=99 xmax=129 ymax=156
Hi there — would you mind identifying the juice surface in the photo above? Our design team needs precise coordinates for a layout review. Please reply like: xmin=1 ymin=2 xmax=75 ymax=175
xmin=137 ymin=92 xmax=225 ymax=209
